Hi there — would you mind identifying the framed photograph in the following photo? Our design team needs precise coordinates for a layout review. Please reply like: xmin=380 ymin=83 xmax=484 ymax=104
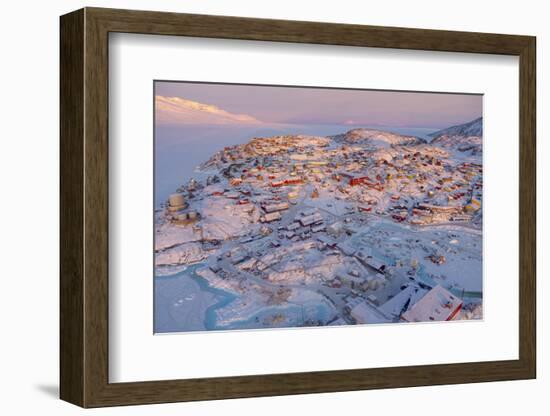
xmin=60 ymin=7 xmax=536 ymax=408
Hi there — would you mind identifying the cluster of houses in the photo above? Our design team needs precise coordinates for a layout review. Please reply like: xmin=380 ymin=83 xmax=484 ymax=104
xmin=274 ymin=208 xmax=325 ymax=241
xmin=344 ymin=283 xmax=464 ymax=324
xmin=165 ymin=132 xmax=483 ymax=243
xmin=157 ymin=132 xmax=482 ymax=328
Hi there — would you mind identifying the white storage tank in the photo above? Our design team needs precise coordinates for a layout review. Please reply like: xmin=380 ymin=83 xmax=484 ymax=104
xmin=169 ymin=193 xmax=185 ymax=207
xmin=168 ymin=193 xmax=186 ymax=212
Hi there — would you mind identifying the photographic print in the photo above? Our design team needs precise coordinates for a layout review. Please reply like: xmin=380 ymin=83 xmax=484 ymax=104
xmin=154 ymin=82 xmax=483 ymax=334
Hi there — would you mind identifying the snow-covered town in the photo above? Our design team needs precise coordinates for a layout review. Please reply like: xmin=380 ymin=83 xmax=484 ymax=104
xmin=155 ymin=117 xmax=483 ymax=332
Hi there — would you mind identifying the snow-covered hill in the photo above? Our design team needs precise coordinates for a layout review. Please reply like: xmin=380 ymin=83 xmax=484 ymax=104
xmin=332 ymin=129 xmax=427 ymax=148
xmin=429 ymin=117 xmax=482 ymax=139
xmin=155 ymin=96 xmax=261 ymax=125
xmin=429 ymin=118 xmax=483 ymax=156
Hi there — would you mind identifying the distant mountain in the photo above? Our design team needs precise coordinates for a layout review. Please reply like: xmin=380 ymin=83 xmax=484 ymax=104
xmin=429 ymin=117 xmax=483 ymax=140
xmin=155 ymin=96 xmax=261 ymax=125
xmin=429 ymin=118 xmax=483 ymax=156
xmin=332 ymin=129 xmax=427 ymax=148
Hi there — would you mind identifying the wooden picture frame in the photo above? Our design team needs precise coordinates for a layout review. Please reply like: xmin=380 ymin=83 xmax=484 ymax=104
xmin=60 ymin=7 xmax=536 ymax=408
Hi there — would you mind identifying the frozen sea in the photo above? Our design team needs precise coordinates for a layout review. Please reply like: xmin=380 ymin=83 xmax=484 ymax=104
xmin=155 ymin=264 xmax=335 ymax=333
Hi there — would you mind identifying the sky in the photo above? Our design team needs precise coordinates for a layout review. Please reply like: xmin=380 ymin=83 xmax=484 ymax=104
xmin=155 ymin=81 xmax=482 ymax=129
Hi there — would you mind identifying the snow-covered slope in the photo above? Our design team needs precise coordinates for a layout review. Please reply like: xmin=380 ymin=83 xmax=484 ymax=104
xmin=429 ymin=117 xmax=483 ymax=139
xmin=155 ymin=96 xmax=261 ymax=125
xmin=332 ymin=129 xmax=426 ymax=148
xmin=431 ymin=135 xmax=482 ymax=155
xmin=429 ymin=118 xmax=483 ymax=156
